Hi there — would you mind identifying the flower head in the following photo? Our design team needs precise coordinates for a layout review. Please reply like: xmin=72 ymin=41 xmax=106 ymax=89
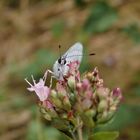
xmin=25 ymin=61 xmax=122 ymax=138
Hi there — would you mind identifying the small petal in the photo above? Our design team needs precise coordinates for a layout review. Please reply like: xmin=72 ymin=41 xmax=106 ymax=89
xmin=27 ymin=87 xmax=34 ymax=92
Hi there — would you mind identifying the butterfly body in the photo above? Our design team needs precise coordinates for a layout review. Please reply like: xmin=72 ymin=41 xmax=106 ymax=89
xmin=53 ymin=42 xmax=83 ymax=80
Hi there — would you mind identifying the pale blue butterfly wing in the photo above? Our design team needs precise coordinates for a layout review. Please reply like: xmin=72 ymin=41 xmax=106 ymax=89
xmin=53 ymin=42 xmax=83 ymax=80
xmin=62 ymin=42 xmax=83 ymax=64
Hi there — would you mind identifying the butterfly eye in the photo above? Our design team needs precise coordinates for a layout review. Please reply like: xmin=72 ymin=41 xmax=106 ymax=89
xmin=64 ymin=59 xmax=66 ymax=65
xmin=58 ymin=58 xmax=61 ymax=64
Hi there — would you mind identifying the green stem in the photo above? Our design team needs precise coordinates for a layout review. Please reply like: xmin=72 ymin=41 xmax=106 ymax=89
xmin=77 ymin=117 xmax=83 ymax=140
xmin=70 ymin=130 xmax=77 ymax=140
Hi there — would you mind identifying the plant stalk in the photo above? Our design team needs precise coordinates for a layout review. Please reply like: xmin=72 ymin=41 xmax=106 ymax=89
xmin=70 ymin=131 xmax=77 ymax=140
xmin=77 ymin=116 xmax=83 ymax=140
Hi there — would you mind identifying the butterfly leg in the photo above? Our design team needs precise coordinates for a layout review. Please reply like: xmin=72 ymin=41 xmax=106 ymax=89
xmin=44 ymin=69 xmax=55 ymax=88
xmin=50 ymin=75 xmax=56 ymax=88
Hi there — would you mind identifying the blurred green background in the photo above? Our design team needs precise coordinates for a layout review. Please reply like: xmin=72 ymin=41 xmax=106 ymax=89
xmin=0 ymin=0 xmax=140 ymax=140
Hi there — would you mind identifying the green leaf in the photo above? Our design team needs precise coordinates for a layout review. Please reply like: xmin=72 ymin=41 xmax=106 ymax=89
xmin=26 ymin=120 xmax=44 ymax=140
xmin=44 ymin=127 xmax=62 ymax=140
xmin=84 ymin=1 xmax=118 ymax=34
xmin=89 ymin=131 xmax=119 ymax=140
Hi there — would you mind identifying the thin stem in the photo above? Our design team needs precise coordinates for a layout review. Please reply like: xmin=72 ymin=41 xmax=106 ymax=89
xmin=77 ymin=117 xmax=83 ymax=140
xmin=70 ymin=130 xmax=77 ymax=140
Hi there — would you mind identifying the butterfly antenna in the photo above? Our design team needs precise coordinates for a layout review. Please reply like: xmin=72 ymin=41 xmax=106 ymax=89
xmin=58 ymin=45 xmax=62 ymax=58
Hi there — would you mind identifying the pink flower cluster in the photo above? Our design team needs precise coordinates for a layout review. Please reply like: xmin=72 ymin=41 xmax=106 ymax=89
xmin=25 ymin=61 xmax=122 ymax=131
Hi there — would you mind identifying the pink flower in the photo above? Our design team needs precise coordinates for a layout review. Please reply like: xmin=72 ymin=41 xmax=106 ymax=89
xmin=66 ymin=61 xmax=81 ymax=82
xmin=25 ymin=74 xmax=50 ymax=102
xmin=82 ymin=79 xmax=90 ymax=90
xmin=56 ymin=82 xmax=66 ymax=93
xmin=112 ymin=87 xmax=122 ymax=100
xmin=67 ymin=61 xmax=80 ymax=71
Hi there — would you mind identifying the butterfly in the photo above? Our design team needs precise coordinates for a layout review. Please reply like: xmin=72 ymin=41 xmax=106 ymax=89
xmin=53 ymin=42 xmax=83 ymax=80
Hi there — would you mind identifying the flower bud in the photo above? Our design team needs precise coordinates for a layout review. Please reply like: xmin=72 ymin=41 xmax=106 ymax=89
xmin=40 ymin=107 xmax=47 ymax=114
xmin=74 ymin=103 xmax=83 ymax=114
xmin=48 ymin=109 xmax=58 ymax=118
xmin=97 ymin=111 xmax=114 ymax=124
xmin=112 ymin=88 xmax=122 ymax=103
xmin=50 ymin=90 xmax=57 ymax=98
xmin=98 ymin=100 xmax=108 ymax=113
xmin=108 ymin=97 xmax=114 ymax=106
xmin=110 ymin=106 xmax=117 ymax=112
xmin=82 ymin=79 xmax=90 ymax=90
xmin=56 ymin=83 xmax=67 ymax=99
xmin=113 ymin=88 xmax=121 ymax=97
xmin=69 ymin=93 xmax=76 ymax=103
xmin=63 ymin=96 xmax=71 ymax=111
xmin=84 ymin=72 xmax=94 ymax=81
xmin=57 ymin=91 xmax=66 ymax=100
xmin=93 ymin=67 xmax=98 ymax=77
xmin=42 ymin=100 xmax=53 ymax=109
xmin=49 ymin=90 xmax=63 ymax=108
xmin=51 ymin=98 xmax=63 ymax=109
xmin=82 ymin=109 xmax=95 ymax=127
xmin=85 ymin=109 xmax=96 ymax=118
xmin=96 ymin=87 xmax=110 ymax=100
xmin=81 ymin=99 xmax=92 ymax=110
xmin=76 ymin=82 xmax=82 ymax=93
xmin=97 ymin=111 xmax=108 ymax=123
xmin=43 ymin=112 xmax=52 ymax=121
xmin=68 ymin=76 xmax=76 ymax=90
